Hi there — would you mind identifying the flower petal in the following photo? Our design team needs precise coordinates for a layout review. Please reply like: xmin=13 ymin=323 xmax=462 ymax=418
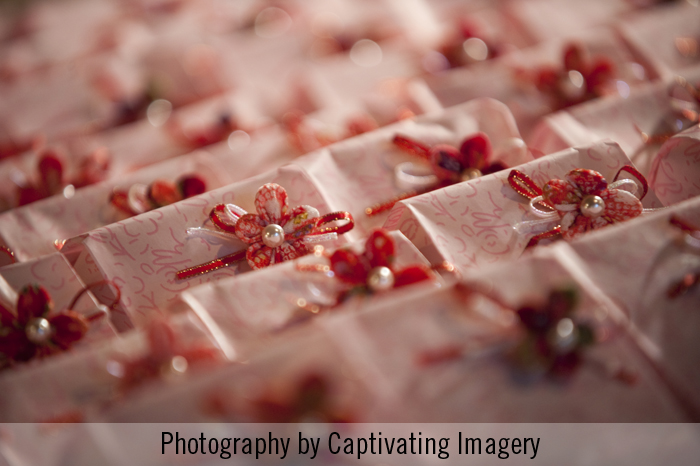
xmin=49 ymin=311 xmax=89 ymax=350
xmin=600 ymin=189 xmax=643 ymax=224
xmin=0 ymin=327 xmax=34 ymax=361
xmin=364 ymin=229 xmax=395 ymax=268
xmin=17 ymin=284 xmax=53 ymax=325
xmin=560 ymin=213 xmax=594 ymax=240
xmin=459 ymin=132 xmax=492 ymax=170
xmin=277 ymin=239 xmax=309 ymax=262
xmin=0 ymin=303 xmax=14 ymax=327
xmin=394 ymin=266 xmax=432 ymax=288
xmin=283 ymin=205 xmax=320 ymax=237
xmin=429 ymin=144 xmax=464 ymax=182
xmin=542 ymin=179 xmax=580 ymax=206
xmin=246 ymin=243 xmax=274 ymax=270
xmin=565 ymin=169 xmax=607 ymax=196
xmin=254 ymin=183 xmax=289 ymax=225
xmin=330 ymin=249 xmax=369 ymax=285
xmin=235 ymin=213 xmax=266 ymax=244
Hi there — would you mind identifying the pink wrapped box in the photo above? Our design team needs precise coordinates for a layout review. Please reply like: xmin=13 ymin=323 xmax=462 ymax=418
xmin=0 ymin=311 xmax=224 ymax=423
xmin=619 ymin=1 xmax=700 ymax=80
xmin=385 ymin=140 xmax=663 ymax=274
xmin=61 ymin=99 xmax=526 ymax=330
xmin=364 ymin=252 xmax=690 ymax=421
xmin=529 ymin=73 xmax=700 ymax=175
xmin=418 ymin=27 xmax=652 ymax=139
xmin=568 ymin=196 xmax=700 ymax=416
xmin=649 ymin=123 xmax=700 ymax=206
xmin=95 ymin=317 xmax=389 ymax=422
xmin=0 ymin=126 xmax=294 ymax=262
xmin=179 ymin=231 xmax=434 ymax=359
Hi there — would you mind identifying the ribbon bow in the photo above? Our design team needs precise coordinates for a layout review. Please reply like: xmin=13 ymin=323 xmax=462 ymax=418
xmin=366 ymin=132 xmax=507 ymax=216
xmin=509 ymin=165 xmax=648 ymax=246
xmin=0 ymin=282 xmax=117 ymax=365
xmin=109 ymin=174 xmax=206 ymax=216
xmin=177 ymin=183 xmax=354 ymax=279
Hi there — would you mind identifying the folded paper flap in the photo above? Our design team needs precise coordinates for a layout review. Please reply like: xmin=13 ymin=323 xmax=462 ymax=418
xmin=390 ymin=141 xmax=642 ymax=272
xmin=650 ymin=123 xmax=700 ymax=205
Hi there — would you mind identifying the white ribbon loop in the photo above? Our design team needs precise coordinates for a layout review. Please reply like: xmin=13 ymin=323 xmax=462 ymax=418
xmin=394 ymin=162 xmax=438 ymax=191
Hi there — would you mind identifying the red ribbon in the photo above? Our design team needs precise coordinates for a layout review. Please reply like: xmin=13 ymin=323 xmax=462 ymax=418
xmin=0 ymin=246 xmax=16 ymax=267
xmin=667 ymin=215 xmax=700 ymax=298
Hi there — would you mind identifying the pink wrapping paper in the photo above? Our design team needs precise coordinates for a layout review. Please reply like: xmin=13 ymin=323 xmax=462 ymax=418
xmin=0 ymin=311 xmax=223 ymax=423
xmin=385 ymin=140 xmax=662 ymax=274
xmin=649 ymin=123 xmax=700 ymax=206
xmin=0 ymin=126 xmax=294 ymax=261
xmin=619 ymin=1 xmax=700 ymax=80
xmin=507 ymin=0 xmax=633 ymax=44
xmin=179 ymin=231 xmax=435 ymax=359
xmin=567 ymin=196 xmax=700 ymax=416
xmin=61 ymin=98 xmax=525 ymax=330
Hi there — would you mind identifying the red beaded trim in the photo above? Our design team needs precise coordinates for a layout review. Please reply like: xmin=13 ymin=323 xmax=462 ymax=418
xmin=175 ymin=250 xmax=247 ymax=280
xmin=365 ymin=190 xmax=421 ymax=217
xmin=312 ymin=211 xmax=354 ymax=235
xmin=526 ymin=226 xmax=562 ymax=248
xmin=0 ymin=246 xmax=16 ymax=266
xmin=392 ymin=134 xmax=431 ymax=160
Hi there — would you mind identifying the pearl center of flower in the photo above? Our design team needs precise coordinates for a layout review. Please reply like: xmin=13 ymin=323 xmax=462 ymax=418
xmin=25 ymin=317 xmax=52 ymax=345
xmin=261 ymin=224 xmax=285 ymax=248
xmin=579 ymin=195 xmax=605 ymax=217
xmin=549 ymin=318 xmax=579 ymax=353
xmin=367 ymin=266 xmax=395 ymax=292
xmin=460 ymin=167 xmax=483 ymax=182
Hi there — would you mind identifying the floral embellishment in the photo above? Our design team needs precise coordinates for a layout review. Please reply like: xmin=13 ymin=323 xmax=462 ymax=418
xmin=510 ymin=288 xmax=595 ymax=378
xmin=529 ymin=42 xmax=616 ymax=110
xmin=176 ymin=183 xmax=353 ymax=279
xmin=16 ymin=147 xmax=110 ymax=207
xmin=109 ymin=319 xmax=220 ymax=393
xmin=250 ymin=373 xmax=353 ymax=423
xmin=0 ymin=285 xmax=89 ymax=364
xmin=109 ymin=174 xmax=206 ymax=216
xmin=329 ymin=229 xmax=434 ymax=303
xmin=542 ymin=168 xmax=643 ymax=240
xmin=509 ymin=165 xmax=648 ymax=246
xmin=366 ymin=132 xmax=510 ymax=216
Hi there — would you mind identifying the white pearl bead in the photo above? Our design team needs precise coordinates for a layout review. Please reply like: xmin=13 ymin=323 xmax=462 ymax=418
xmin=25 ymin=317 xmax=52 ymax=345
xmin=579 ymin=195 xmax=605 ymax=217
xmin=549 ymin=318 xmax=579 ymax=353
xmin=367 ymin=266 xmax=395 ymax=292
xmin=261 ymin=224 xmax=285 ymax=248
xmin=460 ymin=168 xmax=483 ymax=182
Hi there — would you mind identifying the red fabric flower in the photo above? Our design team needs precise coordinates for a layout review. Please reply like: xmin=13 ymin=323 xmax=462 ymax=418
xmin=512 ymin=289 xmax=595 ymax=378
xmin=235 ymin=183 xmax=327 ymax=269
xmin=252 ymin=373 xmax=353 ymax=423
xmin=329 ymin=229 xmax=432 ymax=302
xmin=535 ymin=42 xmax=615 ymax=109
xmin=109 ymin=174 xmax=206 ymax=216
xmin=116 ymin=319 xmax=219 ymax=392
xmin=0 ymin=284 xmax=89 ymax=364
xmin=542 ymin=168 xmax=643 ymax=240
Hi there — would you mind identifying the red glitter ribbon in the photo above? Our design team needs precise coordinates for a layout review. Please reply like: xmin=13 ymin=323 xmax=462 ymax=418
xmin=667 ymin=215 xmax=700 ymax=298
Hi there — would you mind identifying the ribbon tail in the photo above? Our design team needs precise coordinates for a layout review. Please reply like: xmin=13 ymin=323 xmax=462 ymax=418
xmin=526 ymin=226 xmax=562 ymax=248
